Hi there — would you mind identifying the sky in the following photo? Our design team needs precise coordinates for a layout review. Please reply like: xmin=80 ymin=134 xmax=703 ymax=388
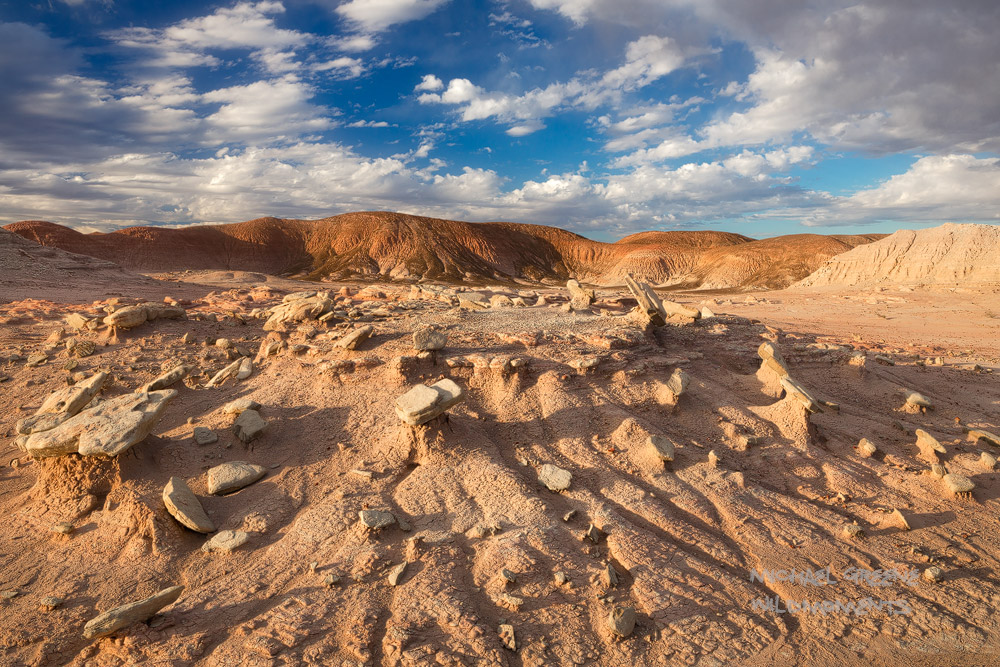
xmin=0 ymin=0 xmax=998 ymax=240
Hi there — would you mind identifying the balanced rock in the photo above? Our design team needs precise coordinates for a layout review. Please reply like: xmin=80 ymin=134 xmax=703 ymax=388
xmin=207 ymin=461 xmax=267 ymax=495
xmin=904 ymin=390 xmax=933 ymax=410
xmin=233 ymin=409 xmax=266 ymax=443
xmin=201 ymin=530 xmax=249 ymax=553
xmin=624 ymin=274 xmax=667 ymax=326
xmin=915 ymin=429 xmax=946 ymax=462
xmin=395 ymin=379 xmax=465 ymax=425
xmin=83 ymin=585 xmax=184 ymax=639
xmin=21 ymin=389 xmax=177 ymax=457
xmin=413 ymin=327 xmax=447 ymax=351
xmin=780 ymin=376 xmax=823 ymax=413
xmin=163 ymin=477 xmax=215 ymax=533
xmin=538 ymin=463 xmax=572 ymax=492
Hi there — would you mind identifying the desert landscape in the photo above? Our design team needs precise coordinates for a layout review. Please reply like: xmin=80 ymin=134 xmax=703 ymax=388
xmin=1 ymin=215 xmax=999 ymax=666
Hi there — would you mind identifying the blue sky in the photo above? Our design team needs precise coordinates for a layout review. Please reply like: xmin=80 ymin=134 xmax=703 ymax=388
xmin=0 ymin=0 xmax=998 ymax=240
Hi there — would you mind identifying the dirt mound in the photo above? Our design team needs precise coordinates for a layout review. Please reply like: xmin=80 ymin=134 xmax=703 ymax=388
xmin=0 ymin=227 xmax=152 ymax=304
xmin=5 ymin=212 xmax=882 ymax=290
xmin=799 ymin=223 xmax=1000 ymax=288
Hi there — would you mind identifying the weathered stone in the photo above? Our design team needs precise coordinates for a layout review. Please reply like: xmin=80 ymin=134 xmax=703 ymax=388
xmin=601 ymin=562 xmax=619 ymax=588
xmin=554 ymin=571 xmax=568 ymax=586
xmin=700 ymin=306 xmax=715 ymax=318
xmin=65 ymin=313 xmax=94 ymax=330
xmin=21 ymin=390 xmax=176 ymax=457
xmin=538 ymin=463 xmax=572 ymax=491
xmin=104 ymin=303 xmax=185 ymax=330
xmin=982 ymin=452 xmax=998 ymax=469
xmin=942 ymin=473 xmax=975 ymax=495
xmin=201 ymin=530 xmax=249 ymax=553
xmin=52 ymin=522 xmax=74 ymax=535
xmin=193 ymin=427 xmax=218 ymax=445
xmin=608 ymin=606 xmax=636 ymax=638
xmin=83 ymin=586 xmax=184 ymax=639
xmin=585 ymin=523 xmax=601 ymax=543
xmin=72 ymin=340 xmax=96 ymax=358
xmin=569 ymin=357 xmax=600 ymax=371
xmin=842 ymin=524 xmax=864 ymax=539
xmin=497 ymin=593 xmax=523 ymax=610
xmin=647 ymin=435 xmax=675 ymax=463
xmin=923 ymin=567 xmax=944 ymax=583
xmin=930 ymin=463 xmax=947 ymax=478
xmin=458 ymin=292 xmax=489 ymax=309
xmin=490 ymin=294 xmax=515 ymax=308
xmin=665 ymin=368 xmax=690 ymax=399
xmin=40 ymin=596 xmax=63 ymax=610
xmin=624 ymin=274 xmax=666 ymax=325
xmin=143 ymin=365 xmax=191 ymax=392
xmin=233 ymin=409 xmax=266 ymax=443
xmin=915 ymin=429 xmax=946 ymax=461
xmin=498 ymin=623 xmax=516 ymax=651
xmin=412 ymin=327 xmax=447 ymax=351
xmin=857 ymin=438 xmax=878 ymax=458
xmin=206 ymin=359 xmax=241 ymax=387
xmin=207 ymin=461 xmax=267 ymax=495
xmin=780 ymin=376 xmax=823 ymax=413
xmin=388 ymin=562 xmax=407 ymax=586
xmin=236 ymin=357 xmax=253 ymax=380
xmin=163 ymin=477 xmax=215 ymax=533
xmin=336 ymin=325 xmax=374 ymax=350
xmin=500 ymin=568 xmax=517 ymax=585
xmin=968 ymin=429 xmax=1000 ymax=447
xmin=26 ymin=353 xmax=47 ymax=367
xmin=358 ymin=509 xmax=396 ymax=531
xmin=264 ymin=295 xmax=333 ymax=330
xmin=904 ymin=390 xmax=933 ymax=409
xmin=891 ymin=509 xmax=911 ymax=530
xmin=708 ymin=449 xmax=719 ymax=467
xmin=394 ymin=379 xmax=465 ymax=425
xmin=323 ymin=573 xmax=341 ymax=587
xmin=16 ymin=372 xmax=107 ymax=435
xmin=223 ymin=398 xmax=260 ymax=415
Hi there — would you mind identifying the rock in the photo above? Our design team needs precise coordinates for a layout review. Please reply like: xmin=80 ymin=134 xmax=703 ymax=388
xmin=942 ymin=473 xmax=975 ymax=496
xmin=413 ymin=327 xmax=447 ymax=351
xmin=498 ymin=623 xmax=516 ymax=651
xmin=40 ymin=596 xmax=63 ymax=610
xmin=207 ymin=461 xmax=267 ymax=494
xmin=236 ymin=357 xmax=253 ymax=380
xmin=65 ymin=312 xmax=94 ymax=330
xmin=388 ymin=562 xmax=407 ymax=586
xmin=567 ymin=279 xmax=595 ymax=311
xmin=52 ymin=522 xmax=74 ymax=535
xmin=223 ymin=398 xmax=260 ymax=415
xmin=458 ymin=292 xmax=489 ymax=309
xmin=16 ymin=371 xmax=107 ymax=435
xmin=359 ymin=509 xmax=396 ymax=531
xmin=982 ymin=452 xmax=998 ymax=469
xmin=201 ymin=530 xmax=249 ymax=553
xmin=394 ymin=379 xmax=465 ymax=425
xmin=497 ymin=592 xmax=523 ymax=610
xmin=585 ymin=523 xmax=601 ymax=543
xmin=569 ymin=357 xmax=600 ymax=371
xmin=665 ymin=368 xmax=690 ymax=399
xmin=842 ymin=524 xmax=864 ymax=539
xmin=163 ymin=477 xmax=215 ymax=533
xmin=608 ymin=606 xmax=636 ymax=638
xmin=647 ymin=435 xmax=675 ymax=463
xmin=83 ymin=585 xmax=184 ymax=639
xmin=336 ymin=325 xmax=374 ymax=350
xmin=323 ymin=573 xmax=341 ymax=587
xmin=21 ymin=390 xmax=177 ymax=458
xmin=264 ymin=294 xmax=333 ymax=330
xmin=233 ymin=409 xmax=266 ymax=443
xmin=500 ymin=568 xmax=517 ymax=585
xmin=857 ymin=438 xmax=878 ymax=458
xmin=143 ymin=364 xmax=191 ymax=392
xmin=206 ymin=359 xmax=241 ymax=387
xmin=554 ymin=571 xmax=568 ymax=586
xmin=915 ymin=429 xmax=946 ymax=461
xmin=779 ymin=376 xmax=823 ymax=413
xmin=71 ymin=340 xmax=96 ymax=358
xmin=707 ymin=450 xmax=719 ymax=467
xmin=624 ymin=274 xmax=666 ymax=326
xmin=193 ymin=427 xmax=218 ymax=445
xmin=490 ymin=294 xmax=514 ymax=308
xmin=700 ymin=306 xmax=715 ymax=318
xmin=601 ymin=562 xmax=619 ymax=588
xmin=103 ymin=303 xmax=185 ymax=330
xmin=923 ymin=566 xmax=944 ymax=583
xmin=930 ymin=463 xmax=947 ymax=478
xmin=968 ymin=429 xmax=1000 ymax=447
xmin=891 ymin=509 xmax=911 ymax=530
xmin=904 ymin=390 xmax=933 ymax=410
xmin=538 ymin=463 xmax=572 ymax=491
xmin=26 ymin=353 xmax=48 ymax=367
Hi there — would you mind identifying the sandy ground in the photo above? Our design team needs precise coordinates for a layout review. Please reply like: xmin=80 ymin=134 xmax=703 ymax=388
xmin=1 ymin=273 xmax=999 ymax=666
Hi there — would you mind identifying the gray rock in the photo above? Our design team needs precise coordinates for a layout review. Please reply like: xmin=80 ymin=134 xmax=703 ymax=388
xmin=40 ymin=596 xmax=63 ymax=610
xmin=143 ymin=365 xmax=191 ymax=392
xmin=943 ymin=473 xmax=975 ymax=495
xmin=665 ymin=368 xmax=690 ymax=399
xmin=15 ymin=371 xmax=107 ymax=435
xmin=842 ymin=524 xmax=864 ymax=539
xmin=923 ymin=567 xmax=944 ymax=583
xmin=608 ymin=606 xmax=636 ymax=638
xmin=223 ymin=398 xmax=260 ymax=415
xmin=21 ymin=390 xmax=177 ymax=458
xmin=395 ymin=379 xmax=465 ymax=425
xmin=193 ymin=427 xmax=218 ymax=445
xmin=358 ymin=509 xmax=396 ymax=531
xmin=206 ymin=359 xmax=241 ymax=387
xmin=163 ymin=477 xmax=215 ymax=533
xmin=413 ymin=327 xmax=447 ymax=351
xmin=904 ymin=390 xmax=933 ymax=409
xmin=207 ymin=461 xmax=267 ymax=495
xmin=602 ymin=562 xmax=619 ymax=588
xmin=201 ymin=530 xmax=249 ymax=553
xmin=236 ymin=357 xmax=253 ymax=380
xmin=538 ymin=463 xmax=572 ymax=491
xmin=388 ymin=562 xmax=407 ymax=586
xmin=233 ymin=409 xmax=266 ymax=443
xmin=336 ymin=325 xmax=374 ymax=350
xmin=647 ymin=435 xmax=675 ymax=463
xmin=83 ymin=585 xmax=184 ymax=639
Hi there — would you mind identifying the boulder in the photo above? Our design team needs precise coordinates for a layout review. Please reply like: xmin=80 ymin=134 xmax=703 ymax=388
xmin=21 ymin=390 xmax=176 ymax=457
xmin=624 ymin=274 xmax=666 ymax=326
xmin=233 ymin=409 xmax=266 ymax=443
xmin=263 ymin=294 xmax=333 ymax=330
xmin=163 ymin=477 xmax=215 ymax=533
xmin=904 ymin=390 xmax=933 ymax=410
xmin=665 ymin=368 xmax=690 ymax=399
xmin=103 ymin=303 xmax=185 ymax=330
xmin=942 ymin=473 xmax=975 ymax=496
xmin=458 ymin=293 xmax=489 ymax=310
xmin=915 ymin=429 xmax=946 ymax=462
xmin=207 ymin=461 xmax=267 ymax=495
xmin=83 ymin=585 xmax=184 ymax=639
xmin=236 ymin=357 xmax=253 ymax=380
xmin=857 ymin=438 xmax=878 ymax=458
xmin=647 ymin=435 xmax=675 ymax=463
xmin=395 ymin=379 xmax=465 ymax=425
xmin=567 ymin=279 xmax=595 ymax=311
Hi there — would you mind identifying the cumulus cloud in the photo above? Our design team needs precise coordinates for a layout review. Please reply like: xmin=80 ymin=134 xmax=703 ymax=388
xmin=313 ymin=56 xmax=366 ymax=79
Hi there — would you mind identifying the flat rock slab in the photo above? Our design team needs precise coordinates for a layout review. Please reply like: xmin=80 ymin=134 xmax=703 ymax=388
xmin=16 ymin=371 xmax=107 ymax=435
xmin=359 ymin=509 xmax=396 ymax=530
xmin=223 ymin=398 xmax=261 ymax=415
xmin=193 ymin=427 xmax=218 ymax=445
xmin=21 ymin=389 xmax=177 ymax=457
xmin=336 ymin=325 xmax=374 ymax=350
xmin=943 ymin=473 xmax=975 ymax=494
xmin=163 ymin=477 xmax=215 ymax=533
xmin=202 ymin=530 xmax=249 ymax=553
xmin=83 ymin=585 xmax=184 ymax=639
xmin=233 ymin=409 xmax=266 ymax=443
xmin=539 ymin=463 xmax=572 ymax=491
xmin=395 ymin=379 xmax=465 ymax=425
xmin=207 ymin=461 xmax=267 ymax=495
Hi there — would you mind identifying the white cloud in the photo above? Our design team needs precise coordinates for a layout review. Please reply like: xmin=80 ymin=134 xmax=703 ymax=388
xmin=201 ymin=76 xmax=334 ymax=143
xmin=414 ymin=74 xmax=444 ymax=92
xmin=336 ymin=0 xmax=451 ymax=33
xmin=312 ymin=56 xmax=366 ymax=79
xmin=347 ymin=120 xmax=393 ymax=128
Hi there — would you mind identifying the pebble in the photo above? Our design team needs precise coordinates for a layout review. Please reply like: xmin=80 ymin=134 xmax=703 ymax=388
xmin=51 ymin=522 xmax=74 ymax=535
xmin=923 ymin=567 xmax=944 ymax=583
xmin=857 ymin=438 xmax=878 ymax=458
xmin=40 ymin=596 xmax=63 ymax=611
xmin=358 ymin=509 xmax=396 ymax=531
xmin=842 ymin=524 xmax=864 ymax=539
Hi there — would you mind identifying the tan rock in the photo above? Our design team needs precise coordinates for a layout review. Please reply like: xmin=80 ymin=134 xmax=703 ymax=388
xmin=942 ymin=473 xmax=975 ymax=496
xmin=608 ymin=606 xmax=636 ymax=638
xmin=857 ymin=438 xmax=878 ymax=458
xmin=395 ymin=379 xmax=465 ymax=425
xmin=336 ymin=325 xmax=374 ymax=350
xmin=538 ymin=463 xmax=572 ymax=491
xmin=16 ymin=371 xmax=107 ymax=435
xmin=201 ymin=530 xmax=249 ymax=553
xmin=143 ymin=364 xmax=191 ymax=392
xmin=83 ymin=585 xmax=184 ymax=639
xmin=163 ymin=477 xmax=215 ymax=533
xmin=233 ymin=409 xmax=266 ymax=443
xmin=207 ymin=461 xmax=267 ymax=495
